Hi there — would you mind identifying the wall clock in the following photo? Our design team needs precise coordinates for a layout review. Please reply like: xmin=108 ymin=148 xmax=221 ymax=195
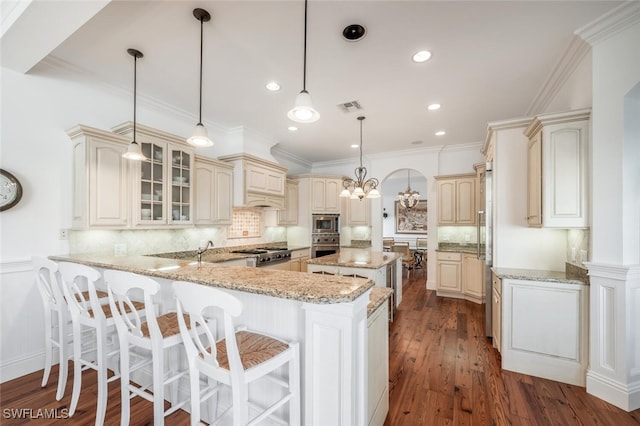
xmin=0 ymin=169 xmax=23 ymax=212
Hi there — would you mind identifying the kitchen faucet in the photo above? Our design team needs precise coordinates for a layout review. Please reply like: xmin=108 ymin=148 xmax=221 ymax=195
xmin=196 ymin=240 xmax=214 ymax=264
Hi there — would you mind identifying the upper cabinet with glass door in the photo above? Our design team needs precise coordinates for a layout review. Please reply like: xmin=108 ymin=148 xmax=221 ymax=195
xmin=112 ymin=122 xmax=194 ymax=227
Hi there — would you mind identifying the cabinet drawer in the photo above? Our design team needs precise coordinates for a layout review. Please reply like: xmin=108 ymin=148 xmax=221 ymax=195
xmin=492 ymin=272 xmax=501 ymax=296
xmin=436 ymin=251 xmax=462 ymax=261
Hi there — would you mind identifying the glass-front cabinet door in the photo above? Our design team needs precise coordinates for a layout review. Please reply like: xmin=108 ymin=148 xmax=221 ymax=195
xmin=138 ymin=142 xmax=165 ymax=224
xmin=134 ymin=142 xmax=193 ymax=227
xmin=169 ymin=148 xmax=192 ymax=224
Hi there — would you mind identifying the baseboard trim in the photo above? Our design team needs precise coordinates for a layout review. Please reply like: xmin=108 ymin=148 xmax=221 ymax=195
xmin=586 ymin=369 xmax=640 ymax=411
xmin=0 ymin=351 xmax=46 ymax=384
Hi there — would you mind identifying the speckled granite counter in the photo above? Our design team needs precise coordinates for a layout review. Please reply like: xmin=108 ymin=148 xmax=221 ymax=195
xmin=307 ymin=248 xmax=401 ymax=268
xmin=492 ymin=267 xmax=587 ymax=285
xmin=368 ymin=287 xmax=393 ymax=316
xmin=152 ymin=243 xmax=309 ymax=264
xmin=49 ymin=253 xmax=373 ymax=304
xmin=436 ymin=244 xmax=480 ymax=254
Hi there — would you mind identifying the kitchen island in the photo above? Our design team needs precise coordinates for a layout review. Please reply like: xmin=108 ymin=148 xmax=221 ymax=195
xmin=49 ymin=253 xmax=391 ymax=426
xmin=307 ymin=248 xmax=403 ymax=311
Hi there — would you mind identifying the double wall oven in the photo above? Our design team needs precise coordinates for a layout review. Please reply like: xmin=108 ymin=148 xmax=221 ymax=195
xmin=311 ymin=214 xmax=340 ymax=258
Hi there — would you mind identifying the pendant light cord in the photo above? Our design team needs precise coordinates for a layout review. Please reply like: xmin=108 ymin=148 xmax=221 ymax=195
xmin=198 ymin=16 xmax=204 ymax=125
xmin=302 ymin=0 xmax=308 ymax=91
xmin=133 ymin=53 xmax=137 ymax=142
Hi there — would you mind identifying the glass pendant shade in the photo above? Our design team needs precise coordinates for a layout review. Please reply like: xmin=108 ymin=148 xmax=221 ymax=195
xmin=187 ymin=123 xmax=213 ymax=147
xmin=123 ymin=141 xmax=144 ymax=160
xmin=288 ymin=90 xmax=320 ymax=123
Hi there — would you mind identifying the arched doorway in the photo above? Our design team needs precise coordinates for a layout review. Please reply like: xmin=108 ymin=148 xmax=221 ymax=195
xmin=381 ymin=168 xmax=428 ymax=243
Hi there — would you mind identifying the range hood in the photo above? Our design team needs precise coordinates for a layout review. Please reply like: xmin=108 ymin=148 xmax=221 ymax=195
xmin=219 ymin=153 xmax=287 ymax=209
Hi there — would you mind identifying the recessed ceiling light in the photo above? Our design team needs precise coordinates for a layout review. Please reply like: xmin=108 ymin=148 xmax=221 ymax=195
xmin=288 ymin=126 xmax=298 ymax=132
xmin=435 ymin=130 xmax=446 ymax=136
xmin=351 ymin=144 xmax=359 ymax=148
xmin=266 ymin=81 xmax=281 ymax=91
xmin=412 ymin=50 xmax=432 ymax=63
xmin=427 ymin=103 xmax=441 ymax=111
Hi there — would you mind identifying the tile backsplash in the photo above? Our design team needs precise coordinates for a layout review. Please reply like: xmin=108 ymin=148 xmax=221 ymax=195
xmin=228 ymin=208 xmax=263 ymax=239
xmin=567 ymin=228 xmax=589 ymax=266
xmin=437 ymin=226 xmax=477 ymax=244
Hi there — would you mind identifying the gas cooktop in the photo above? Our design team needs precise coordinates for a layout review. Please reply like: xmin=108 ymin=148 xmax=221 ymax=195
xmin=231 ymin=247 xmax=292 ymax=266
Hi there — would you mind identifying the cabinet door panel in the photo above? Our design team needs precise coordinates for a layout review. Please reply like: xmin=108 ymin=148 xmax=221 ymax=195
xmin=90 ymin=141 xmax=128 ymax=226
xmin=437 ymin=181 xmax=455 ymax=224
xmin=456 ymin=178 xmax=476 ymax=224
xmin=195 ymin=165 xmax=214 ymax=223
xmin=437 ymin=261 xmax=461 ymax=292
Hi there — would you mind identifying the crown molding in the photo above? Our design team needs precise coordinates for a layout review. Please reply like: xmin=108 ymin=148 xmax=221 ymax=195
xmin=270 ymin=144 xmax=313 ymax=169
xmin=525 ymin=35 xmax=591 ymax=116
xmin=575 ymin=1 xmax=640 ymax=46
xmin=482 ymin=116 xmax=531 ymax=155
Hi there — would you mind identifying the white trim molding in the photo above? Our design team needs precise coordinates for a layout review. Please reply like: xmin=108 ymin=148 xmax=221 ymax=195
xmin=585 ymin=262 xmax=640 ymax=411
xmin=575 ymin=1 xmax=640 ymax=46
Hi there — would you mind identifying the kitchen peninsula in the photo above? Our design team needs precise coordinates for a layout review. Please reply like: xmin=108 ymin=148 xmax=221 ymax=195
xmin=307 ymin=248 xmax=403 ymax=311
xmin=49 ymin=252 xmax=391 ymax=426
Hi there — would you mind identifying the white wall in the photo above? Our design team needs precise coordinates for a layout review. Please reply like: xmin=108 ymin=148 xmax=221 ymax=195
xmin=493 ymin=126 xmax=567 ymax=271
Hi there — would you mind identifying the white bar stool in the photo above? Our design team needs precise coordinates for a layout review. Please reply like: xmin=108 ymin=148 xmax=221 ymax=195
xmin=104 ymin=270 xmax=190 ymax=426
xmin=33 ymin=257 xmax=70 ymax=401
xmin=58 ymin=262 xmax=135 ymax=425
xmin=173 ymin=280 xmax=301 ymax=426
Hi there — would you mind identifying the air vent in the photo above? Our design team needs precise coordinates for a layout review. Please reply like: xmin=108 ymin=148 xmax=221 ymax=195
xmin=337 ymin=100 xmax=363 ymax=113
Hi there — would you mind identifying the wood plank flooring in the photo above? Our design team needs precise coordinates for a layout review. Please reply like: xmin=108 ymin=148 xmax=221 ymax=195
xmin=385 ymin=268 xmax=640 ymax=425
xmin=1 ymin=268 xmax=639 ymax=425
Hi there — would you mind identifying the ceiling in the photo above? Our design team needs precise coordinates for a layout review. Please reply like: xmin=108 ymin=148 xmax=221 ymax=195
xmin=2 ymin=1 xmax=620 ymax=163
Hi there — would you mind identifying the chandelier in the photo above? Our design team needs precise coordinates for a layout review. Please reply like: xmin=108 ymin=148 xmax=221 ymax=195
xmin=340 ymin=116 xmax=380 ymax=200
xmin=398 ymin=169 xmax=420 ymax=209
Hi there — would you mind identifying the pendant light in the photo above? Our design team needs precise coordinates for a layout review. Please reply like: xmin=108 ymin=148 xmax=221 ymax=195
xmin=398 ymin=169 xmax=420 ymax=210
xmin=123 ymin=48 xmax=146 ymax=161
xmin=187 ymin=8 xmax=214 ymax=147
xmin=288 ymin=0 xmax=320 ymax=123
xmin=340 ymin=116 xmax=380 ymax=200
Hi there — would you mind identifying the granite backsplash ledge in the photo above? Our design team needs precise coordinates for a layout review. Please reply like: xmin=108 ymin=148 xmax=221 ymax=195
xmin=566 ymin=262 xmax=589 ymax=285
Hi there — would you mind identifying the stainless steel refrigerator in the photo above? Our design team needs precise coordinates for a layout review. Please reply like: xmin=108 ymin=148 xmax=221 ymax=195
xmin=478 ymin=162 xmax=493 ymax=338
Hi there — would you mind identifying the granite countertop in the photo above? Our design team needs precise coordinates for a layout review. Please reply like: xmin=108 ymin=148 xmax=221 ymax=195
xmin=307 ymin=248 xmax=401 ymax=269
xmin=492 ymin=267 xmax=588 ymax=285
xmin=49 ymin=253 xmax=374 ymax=305
xmin=368 ymin=287 xmax=393 ymax=316
xmin=436 ymin=243 xmax=480 ymax=254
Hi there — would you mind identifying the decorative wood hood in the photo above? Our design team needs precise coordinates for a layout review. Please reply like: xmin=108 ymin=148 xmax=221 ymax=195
xmin=218 ymin=153 xmax=287 ymax=209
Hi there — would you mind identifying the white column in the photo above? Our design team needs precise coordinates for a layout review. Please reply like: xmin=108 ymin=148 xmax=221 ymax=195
xmin=302 ymin=291 xmax=370 ymax=426
xmin=577 ymin=3 xmax=640 ymax=411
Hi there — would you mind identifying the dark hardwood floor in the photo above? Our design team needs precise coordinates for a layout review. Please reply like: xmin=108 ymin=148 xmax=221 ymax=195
xmin=385 ymin=267 xmax=640 ymax=425
xmin=2 ymin=267 xmax=639 ymax=425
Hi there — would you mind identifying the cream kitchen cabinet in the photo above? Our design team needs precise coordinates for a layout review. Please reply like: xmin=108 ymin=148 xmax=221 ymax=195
xmin=436 ymin=251 xmax=484 ymax=303
xmin=462 ymin=253 xmax=485 ymax=303
xmin=111 ymin=123 xmax=195 ymax=227
xmin=524 ymin=109 xmax=590 ymax=228
xmin=219 ymin=153 xmax=287 ymax=209
xmin=368 ymin=300 xmax=389 ymax=426
xmin=436 ymin=251 xmax=462 ymax=294
xmin=310 ymin=177 xmax=342 ymax=213
xmin=345 ymin=196 xmax=370 ymax=226
xmin=289 ymin=248 xmax=309 ymax=272
xmin=435 ymin=174 xmax=476 ymax=225
xmin=67 ymin=125 xmax=130 ymax=229
xmin=194 ymin=156 xmax=234 ymax=226
xmin=278 ymin=179 xmax=299 ymax=225
xmin=492 ymin=272 xmax=501 ymax=353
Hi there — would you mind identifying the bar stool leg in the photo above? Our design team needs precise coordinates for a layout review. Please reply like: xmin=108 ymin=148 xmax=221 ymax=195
xmin=96 ymin=328 xmax=108 ymax=426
